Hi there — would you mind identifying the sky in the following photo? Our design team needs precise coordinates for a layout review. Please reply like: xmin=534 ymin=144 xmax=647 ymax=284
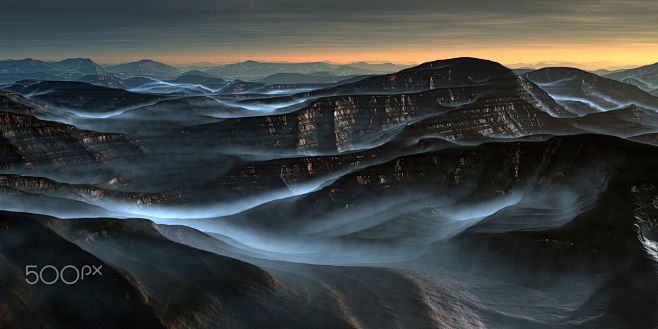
xmin=1 ymin=0 xmax=657 ymax=69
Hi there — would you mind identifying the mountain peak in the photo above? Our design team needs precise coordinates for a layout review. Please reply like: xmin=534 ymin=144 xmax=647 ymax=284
xmin=136 ymin=59 xmax=160 ymax=64
xmin=105 ymin=59 xmax=180 ymax=78
xmin=413 ymin=57 xmax=504 ymax=69
xmin=57 ymin=57 xmax=94 ymax=62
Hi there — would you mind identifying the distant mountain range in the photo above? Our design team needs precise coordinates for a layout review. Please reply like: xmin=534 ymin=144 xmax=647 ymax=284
xmin=0 ymin=58 xmax=409 ymax=84
xmin=204 ymin=60 xmax=407 ymax=79
xmin=257 ymin=72 xmax=365 ymax=84
xmin=507 ymin=61 xmax=637 ymax=72
xmin=0 ymin=58 xmax=104 ymax=83
xmin=6 ymin=56 xmax=658 ymax=86
xmin=0 ymin=58 xmax=102 ymax=75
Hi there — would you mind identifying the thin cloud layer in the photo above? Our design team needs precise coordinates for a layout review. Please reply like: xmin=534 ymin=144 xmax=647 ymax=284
xmin=0 ymin=0 xmax=657 ymax=65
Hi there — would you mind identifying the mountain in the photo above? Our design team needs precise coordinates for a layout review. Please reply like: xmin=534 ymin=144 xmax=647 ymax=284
xmin=606 ymin=62 xmax=658 ymax=95
xmin=330 ymin=64 xmax=380 ymax=76
xmin=0 ymin=211 xmax=294 ymax=329
xmin=258 ymin=72 xmax=352 ymax=84
xmin=592 ymin=68 xmax=626 ymax=76
xmin=0 ymin=72 xmax=61 ymax=84
xmin=312 ymin=57 xmax=536 ymax=94
xmin=78 ymin=74 xmax=126 ymax=89
xmin=204 ymin=60 xmax=382 ymax=79
xmin=512 ymin=68 xmax=535 ymax=75
xmin=168 ymin=74 xmax=226 ymax=88
xmin=0 ymin=94 xmax=143 ymax=180
xmin=216 ymin=80 xmax=265 ymax=94
xmin=218 ymin=134 xmax=654 ymax=241
xmin=6 ymin=80 xmax=162 ymax=113
xmin=0 ymin=92 xmax=40 ymax=116
xmin=346 ymin=61 xmax=409 ymax=72
xmin=106 ymin=59 xmax=181 ymax=78
xmin=0 ymin=210 xmax=478 ymax=329
xmin=577 ymin=105 xmax=658 ymax=137
xmin=120 ymin=76 xmax=158 ymax=89
xmin=0 ymin=58 xmax=103 ymax=81
xmin=49 ymin=58 xmax=104 ymax=75
xmin=508 ymin=61 xmax=635 ymax=72
xmin=0 ymin=58 xmax=56 ymax=73
xmin=177 ymin=70 xmax=217 ymax=78
xmin=205 ymin=60 xmax=337 ymax=79
xmin=180 ymin=58 xmax=571 ymax=156
xmin=3 ymin=134 xmax=658 ymax=328
xmin=524 ymin=67 xmax=658 ymax=115
xmin=3 ymin=55 xmax=658 ymax=328
xmin=0 ymin=58 xmax=93 ymax=83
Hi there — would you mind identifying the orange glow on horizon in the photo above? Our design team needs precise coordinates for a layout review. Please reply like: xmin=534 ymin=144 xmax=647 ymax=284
xmin=43 ymin=44 xmax=658 ymax=70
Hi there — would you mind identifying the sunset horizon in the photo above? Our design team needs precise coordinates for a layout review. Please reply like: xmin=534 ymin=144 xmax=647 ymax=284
xmin=3 ymin=0 xmax=655 ymax=70
xmin=5 ymin=48 xmax=656 ymax=71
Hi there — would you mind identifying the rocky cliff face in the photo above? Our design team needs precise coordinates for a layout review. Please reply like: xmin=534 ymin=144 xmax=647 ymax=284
xmin=0 ymin=111 xmax=138 ymax=170
xmin=0 ymin=95 xmax=143 ymax=182
xmin=182 ymin=58 xmax=568 ymax=156
xmin=219 ymin=135 xmax=643 ymax=237
xmin=0 ymin=92 xmax=40 ymax=115
xmin=0 ymin=174 xmax=173 ymax=206
xmin=5 ymin=135 xmax=657 ymax=328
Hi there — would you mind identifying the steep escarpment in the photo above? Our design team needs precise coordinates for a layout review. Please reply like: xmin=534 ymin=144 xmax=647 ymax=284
xmin=0 ymin=174 xmax=175 ymax=218
xmin=0 ymin=96 xmax=142 ymax=180
xmin=217 ymin=135 xmax=654 ymax=244
xmin=0 ymin=92 xmax=40 ymax=115
xmin=181 ymin=58 xmax=567 ymax=155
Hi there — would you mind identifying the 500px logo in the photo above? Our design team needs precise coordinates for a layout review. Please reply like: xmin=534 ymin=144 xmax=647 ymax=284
xmin=25 ymin=264 xmax=103 ymax=285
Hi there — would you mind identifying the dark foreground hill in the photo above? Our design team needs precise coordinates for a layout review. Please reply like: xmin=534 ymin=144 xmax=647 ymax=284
xmin=1 ymin=135 xmax=658 ymax=328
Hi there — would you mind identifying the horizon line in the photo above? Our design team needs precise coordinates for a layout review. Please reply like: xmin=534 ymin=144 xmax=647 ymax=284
xmin=1 ymin=55 xmax=655 ymax=71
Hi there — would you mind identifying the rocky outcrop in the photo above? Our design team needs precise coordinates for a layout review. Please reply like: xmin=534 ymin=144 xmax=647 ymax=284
xmin=220 ymin=134 xmax=640 ymax=235
xmin=0 ymin=96 xmax=143 ymax=181
xmin=182 ymin=58 xmax=568 ymax=155
xmin=0 ymin=111 xmax=139 ymax=170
